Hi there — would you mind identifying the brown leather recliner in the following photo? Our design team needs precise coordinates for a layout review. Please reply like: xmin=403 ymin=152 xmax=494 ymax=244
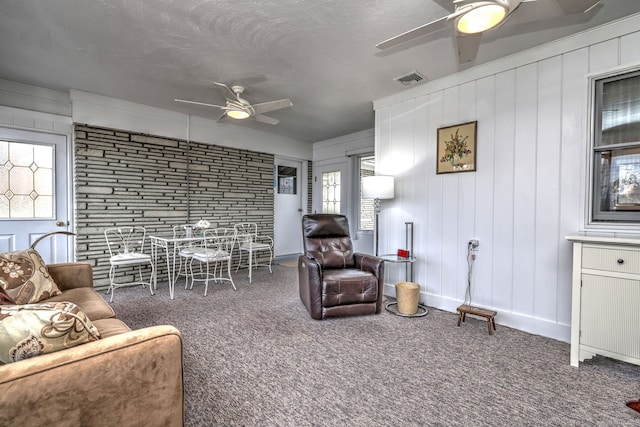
xmin=298 ymin=214 xmax=385 ymax=320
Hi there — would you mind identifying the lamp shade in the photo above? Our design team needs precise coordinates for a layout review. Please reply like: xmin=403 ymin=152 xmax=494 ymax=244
xmin=362 ymin=175 xmax=394 ymax=200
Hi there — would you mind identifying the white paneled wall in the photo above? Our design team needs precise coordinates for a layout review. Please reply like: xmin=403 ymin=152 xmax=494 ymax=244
xmin=374 ymin=15 xmax=640 ymax=342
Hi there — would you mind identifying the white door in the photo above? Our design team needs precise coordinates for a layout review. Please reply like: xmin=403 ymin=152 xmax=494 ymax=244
xmin=313 ymin=162 xmax=348 ymax=215
xmin=0 ymin=127 xmax=71 ymax=263
xmin=274 ymin=158 xmax=304 ymax=257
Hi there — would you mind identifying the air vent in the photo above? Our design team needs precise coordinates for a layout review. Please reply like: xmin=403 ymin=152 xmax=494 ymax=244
xmin=394 ymin=71 xmax=427 ymax=86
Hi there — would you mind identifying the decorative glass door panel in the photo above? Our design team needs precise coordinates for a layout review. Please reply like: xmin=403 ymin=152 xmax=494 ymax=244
xmin=322 ymin=171 xmax=341 ymax=214
xmin=0 ymin=141 xmax=54 ymax=218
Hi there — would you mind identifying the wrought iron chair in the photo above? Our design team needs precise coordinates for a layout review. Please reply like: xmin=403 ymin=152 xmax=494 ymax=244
xmin=233 ymin=222 xmax=273 ymax=284
xmin=187 ymin=228 xmax=237 ymax=296
xmin=172 ymin=224 xmax=200 ymax=289
xmin=104 ymin=226 xmax=155 ymax=302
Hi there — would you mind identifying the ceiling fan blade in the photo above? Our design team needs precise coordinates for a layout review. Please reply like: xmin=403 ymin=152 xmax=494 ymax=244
xmin=376 ymin=15 xmax=450 ymax=50
xmin=216 ymin=111 xmax=227 ymax=122
xmin=252 ymin=99 xmax=293 ymax=115
xmin=254 ymin=114 xmax=279 ymax=125
xmin=174 ymin=99 xmax=226 ymax=109
xmin=556 ymin=0 xmax=600 ymax=14
xmin=213 ymin=82 xmax=238 ymax=101
xmin=456 ymin=32 xmax=482 ymax=63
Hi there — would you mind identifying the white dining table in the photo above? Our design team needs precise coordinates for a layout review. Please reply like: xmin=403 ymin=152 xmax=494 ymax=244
xmin=149 ymin=234 xmax=204 ymax=300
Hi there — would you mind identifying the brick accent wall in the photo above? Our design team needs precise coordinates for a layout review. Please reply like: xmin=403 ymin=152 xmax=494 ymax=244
xmin=74 ymin=124 xmax=274 ymax=287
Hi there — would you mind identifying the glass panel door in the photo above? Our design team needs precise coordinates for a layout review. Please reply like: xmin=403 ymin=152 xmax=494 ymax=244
xmin=0 ymin=127 xmax=70 ymax=263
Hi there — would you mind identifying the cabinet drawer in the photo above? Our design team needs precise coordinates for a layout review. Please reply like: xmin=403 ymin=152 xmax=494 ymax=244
xmin=582 ymin=246 xmax=640 ymax=274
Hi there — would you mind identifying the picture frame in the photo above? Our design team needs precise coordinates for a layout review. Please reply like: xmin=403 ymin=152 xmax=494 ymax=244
xmin=614 ymin=157 xmax=640 ymax=210
xmin=436 ymin=121 xmax=477 ymax=174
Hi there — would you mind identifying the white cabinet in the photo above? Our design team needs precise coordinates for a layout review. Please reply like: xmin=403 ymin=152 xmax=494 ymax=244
xmin=566 ymin=235 xmax=640 ymax=367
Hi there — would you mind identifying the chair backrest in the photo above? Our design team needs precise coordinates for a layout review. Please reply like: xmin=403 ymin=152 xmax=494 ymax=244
xmin=233 ymin=222 xmax=257 ymax=245
xmin=104 ymin=226 xmax=147 ymax=257
xmin=301 ymin=214 xmax=354 ymax=269
xmin=203 ymin=228 xmax=236 ymax=257
xmin=207 ymin=227 xmax=236 ymax=239
xmin=173 ymin=225 xmax=188 ymax=239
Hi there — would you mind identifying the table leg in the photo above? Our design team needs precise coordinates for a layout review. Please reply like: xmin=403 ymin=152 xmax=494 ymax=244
xmin=164 ymin=245 xmax=175 ymax=300
xmin=248 ymin=247 xmax=253 ymax=284
xmin=151 ymin=240 xmax=158 ymax=290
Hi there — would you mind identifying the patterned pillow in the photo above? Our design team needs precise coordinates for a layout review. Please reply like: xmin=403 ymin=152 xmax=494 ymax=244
xmin=0 ymin=249 xmax=62 ymax=304
xmin=0 ymin=286 xmax=16 ymax=305
xmin=0 ymin=301 xmax=101 ymax=364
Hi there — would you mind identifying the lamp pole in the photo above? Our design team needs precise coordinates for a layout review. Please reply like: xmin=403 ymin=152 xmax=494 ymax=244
xmin=373 ymin=197 xmax=382 ymax=256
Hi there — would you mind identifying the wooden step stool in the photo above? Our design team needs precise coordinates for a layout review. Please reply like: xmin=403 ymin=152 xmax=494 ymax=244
xmin=456 ymin=304 xmax=497 ymax=335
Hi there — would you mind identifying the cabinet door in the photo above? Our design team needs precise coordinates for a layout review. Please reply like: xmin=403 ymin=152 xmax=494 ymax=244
xmin=581 ymin=274 xmax=640 ymax=359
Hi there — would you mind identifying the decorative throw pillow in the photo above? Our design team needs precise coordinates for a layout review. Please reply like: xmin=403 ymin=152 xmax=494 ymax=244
xmin=0 ymin=301 xmax=101 ymax=364
xmin=0 ymin=248 xmax=62 ymax=304
xmin=0 ymin=286 xmax=16 ymax=305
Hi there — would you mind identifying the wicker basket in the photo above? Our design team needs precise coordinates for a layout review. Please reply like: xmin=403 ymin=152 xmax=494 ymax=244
xmin=395 ymin=281 xmax=420 ymax=315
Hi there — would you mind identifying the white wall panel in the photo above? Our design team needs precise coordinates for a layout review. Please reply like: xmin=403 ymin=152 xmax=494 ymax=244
xmin=440 ymin=86 xmax=461 ymax=301
xmin=457 ymin=81 xmax=477 ymax=301
xmin=588 ymin=39 xmax=620 ymax=74
xmin=0 ymin=79 xmax=71 ymax=118
xmin=412 ymin=95 xmax=430 ymax=293
xmin=492 ymin=69 xmax=516 ymax=313
xmin=374 ymin=16 xmax=640 ymax=342
xmin=620 ymin=31 xmax=640 ymax=65
xmin=385 ymin=99 xmax=416 ymax=286
xmin=534 ymin=56 xmax=562 ymax=322
xmin=425 ymin=92 xmax=444 ymax=298
xmin=473 ymin=75 xmax=496 ymax=310
xmin=557 ymin=48 xmax=589 ymax=327
xmin=512 ymin=63 xmax=538 ymax=316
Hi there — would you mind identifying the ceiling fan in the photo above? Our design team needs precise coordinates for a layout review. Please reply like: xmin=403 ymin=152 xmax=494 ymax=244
xmin=175 ymin=82 xmax=292 ymax=125
xmin=376 ymin=0 xmax=602 ymax=64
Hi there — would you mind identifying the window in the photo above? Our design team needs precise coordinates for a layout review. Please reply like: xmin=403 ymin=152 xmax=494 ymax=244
xmin=0 ymin=140 xmax=54 ymax=218
xmin=359 ymin=155 xmax=375 ymax=231
xmin=322 ymin=171 xmax=340 ymax=213
xmin=277 ymin=165 xmax=297 ymax=195
xmin=591 ymin=69 xmax=640 ymax=223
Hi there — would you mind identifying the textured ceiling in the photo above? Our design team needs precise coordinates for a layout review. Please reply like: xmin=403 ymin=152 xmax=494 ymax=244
xmin=1 ymin=0 xmax=640 ymax=142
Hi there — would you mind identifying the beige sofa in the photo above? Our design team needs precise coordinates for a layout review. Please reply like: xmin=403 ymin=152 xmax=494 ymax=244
xmin=0 ymin=262 xmax=184 ymax=426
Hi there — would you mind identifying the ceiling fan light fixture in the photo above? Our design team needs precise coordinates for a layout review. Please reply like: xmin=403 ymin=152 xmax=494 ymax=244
xmin=226 ymin=109 xmax=250 ymax=120
xmin=456 ymin=3 xmax=507 ymax=34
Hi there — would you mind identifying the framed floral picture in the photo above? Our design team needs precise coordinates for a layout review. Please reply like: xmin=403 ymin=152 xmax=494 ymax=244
xmin=436 ymin=121 xmax=477 ymax=174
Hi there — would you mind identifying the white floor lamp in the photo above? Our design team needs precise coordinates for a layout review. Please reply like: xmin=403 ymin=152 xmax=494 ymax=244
xmin=362 ymin=175 xmax=394 ymax=256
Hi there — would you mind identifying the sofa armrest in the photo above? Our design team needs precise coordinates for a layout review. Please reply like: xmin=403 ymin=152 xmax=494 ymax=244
xmin=47 ymin=262 xmax=94 ymax=290
xmin=0 ymin=325 xmax=184 ymax=426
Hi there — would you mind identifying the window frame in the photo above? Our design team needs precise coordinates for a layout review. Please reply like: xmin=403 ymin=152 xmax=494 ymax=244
xmin=589 ymin=67 xmax=640 ymax=225
xmin=356 ymin=154 xmax=375 ymax=233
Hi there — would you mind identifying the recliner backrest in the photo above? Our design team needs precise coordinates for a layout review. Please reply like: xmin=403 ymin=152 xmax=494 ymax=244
xmin=302 ymin=214 xmax=354 ymax=269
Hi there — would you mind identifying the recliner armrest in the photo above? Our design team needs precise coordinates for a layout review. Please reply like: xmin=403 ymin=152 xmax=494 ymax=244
xmin=354 ymin=253 xmax=384 ymax=278
xmin=298 ymin=255 xmax=323 ymax=320
xmin=355 ymin=253 xmax=385 ymax=314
